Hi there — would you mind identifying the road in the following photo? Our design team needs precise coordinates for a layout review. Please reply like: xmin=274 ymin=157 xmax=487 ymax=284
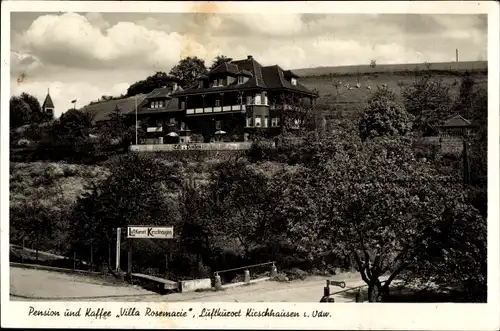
xmin=10 ymin=267 xmax=379 ymax=302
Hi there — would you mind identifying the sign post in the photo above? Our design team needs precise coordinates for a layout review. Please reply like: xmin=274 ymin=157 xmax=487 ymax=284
xmin=126 ymin=226 xmax=174 ymax=277
xmin=115 ymin=228 xmax=121 ymax=273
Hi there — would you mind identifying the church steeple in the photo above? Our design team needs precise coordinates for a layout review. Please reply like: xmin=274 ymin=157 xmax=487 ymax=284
xmin=42 ymin=88 xmax=55 ymax=118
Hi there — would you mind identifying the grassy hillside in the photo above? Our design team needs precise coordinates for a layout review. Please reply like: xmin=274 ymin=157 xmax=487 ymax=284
xmin=10 ymin=162 xmax=111 ymax=209
xmin=300 ymin=70 xmax=487 ymax=118
xmin=293 ymin=61 xmax=487 ymax=77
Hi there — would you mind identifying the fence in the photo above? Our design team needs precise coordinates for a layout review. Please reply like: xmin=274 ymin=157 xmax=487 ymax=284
xmin=213 ymin=261 xmax=278 ymax=290
xmin=130 ymin=142 xmax=253 ymax=152
xmin=9 ymin=243 xmax=99 ymax=273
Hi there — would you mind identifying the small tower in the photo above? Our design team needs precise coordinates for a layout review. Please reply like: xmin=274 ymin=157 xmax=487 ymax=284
xmin=42 ymin=88 xmax=55 ymax=118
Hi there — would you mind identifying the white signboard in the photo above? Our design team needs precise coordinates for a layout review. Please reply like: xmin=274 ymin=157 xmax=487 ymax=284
xmin=127 ymin=226 xmax=174 ymax=239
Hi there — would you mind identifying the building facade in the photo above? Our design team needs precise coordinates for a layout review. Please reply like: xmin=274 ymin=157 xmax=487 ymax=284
xmin=136 ymin=55 xmax=318 ymax=144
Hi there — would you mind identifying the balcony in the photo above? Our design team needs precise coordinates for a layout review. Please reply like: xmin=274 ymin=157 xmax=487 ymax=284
xmin=186 ymin=104 xmax=246 ymax=115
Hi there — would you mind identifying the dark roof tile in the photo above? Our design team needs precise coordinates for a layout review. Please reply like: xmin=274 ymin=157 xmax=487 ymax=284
xmin=174 ymin=56 xmax=316 ymax=96
xmin=42 ymin=93 xmax=55 ymax=109
xmin=442 ymin=115 xmax=472 ymax=127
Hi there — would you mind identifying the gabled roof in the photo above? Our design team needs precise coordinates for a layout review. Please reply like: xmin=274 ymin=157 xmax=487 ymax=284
xmin=442 ymin=114 xmax=472 ymax=128
xmin=42 ymin=93 xmax=55 ymax=109
xmin=174 ymin=55 xmax=315 ymax=97
xmin=231 ymin=56 xmax=266 ymax=88
xmin=261 ymin=65 xmax=314 ymax=94
xmin=81 ymin=94 xmax=148 ymax=123
xmin=210 ymin=62 xmax=240 ymax=76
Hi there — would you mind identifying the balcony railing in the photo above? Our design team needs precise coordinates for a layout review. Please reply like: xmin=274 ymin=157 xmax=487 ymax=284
xmin=186 ymin=104 xmax=246 ymax=115
xmin=147 ymin=126 xmax=163 ymax=132
xmin=270 ymin=104 xmax=294 ymax=110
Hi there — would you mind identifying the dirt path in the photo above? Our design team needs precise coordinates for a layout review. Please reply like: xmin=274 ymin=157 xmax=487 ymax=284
xmin=10 ymin=267 xmax=378 ymax=302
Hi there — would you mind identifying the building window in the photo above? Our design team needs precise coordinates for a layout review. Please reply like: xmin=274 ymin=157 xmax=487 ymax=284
xmin=213 ymin=80 xmax=217 ymax=87
xmin=247 ymin=117 xmax=253 ymax=127
xmin=254 ymin=95 xmax=261 ymax=105
xmin=291 ymin=78 xmax=297 ymax=85
xmin=264 ymin=116 xmax=268 ymax=127
xmin=169 ymin=118 xmax=176 ymax=126
xmin=215 ymin=99 xmax=221 ymax=107
xmin=246 ymin=96 xmax=252 ymax=105
xmin=180 ymin=121 xmax=186 ymax=130
xmin=198 ymin=81 xmax=203 ymax=88
xmin=264 ymin=96 xmax=268 ymax=105
xmin=156 ymin=119 xmax=163 ymax=127
xmin=219 ymin=78 xmax=224 ymax=86
xmin=255 ymin=116 xmax=261 ymax=127
xmin=181 ymin=101 xmax=185 ymax=109
xmin=238 ymin=76 xmax=245 ymax=84
xmin=159 ymin=100 xmax=164 ymax=108
xmin=215 ymin=120 xmax=222 ymax=130
xmin=271 ymin=117 xmax=278 ymax=127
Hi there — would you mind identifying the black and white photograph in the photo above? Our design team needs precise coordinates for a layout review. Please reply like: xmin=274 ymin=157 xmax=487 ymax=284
xmin=2 ymin=1 xmax=499 ymax=329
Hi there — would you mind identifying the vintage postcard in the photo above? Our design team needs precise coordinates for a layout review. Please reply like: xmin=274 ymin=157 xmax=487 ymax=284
xmin=1 ymin=1 xmax=499 ymax=329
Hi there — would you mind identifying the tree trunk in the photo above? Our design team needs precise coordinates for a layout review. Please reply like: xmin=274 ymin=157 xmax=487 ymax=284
xmin=368 ymin=282 xmax=378 ymax=302
xmin=367 ymin=279 xmax=385 ymax=302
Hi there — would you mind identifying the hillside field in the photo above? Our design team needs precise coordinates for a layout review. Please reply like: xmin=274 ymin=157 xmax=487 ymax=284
xmin=300 ymin=69 xmax=487 ymax=118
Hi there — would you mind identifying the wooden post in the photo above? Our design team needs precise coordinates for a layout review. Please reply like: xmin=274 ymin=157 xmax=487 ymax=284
xmin=165 ymin=253 xmax=169 ymax=276
xmin=127 ymin=240 xmax=133 ymax=276
xmin=90 ymin=245 xmax=93 ymax=272
xmin=108 ymin=242 xmax=111 ymax=269
xmin=116 ymin=228 xmax=121 ymax=273
xmin=73 ymin=252 xmax=76 ymax=270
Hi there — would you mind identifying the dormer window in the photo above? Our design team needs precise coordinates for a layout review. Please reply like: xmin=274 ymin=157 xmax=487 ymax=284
xmin=213 ymin=79 xmax=217 ymax=87
xmin=291 ymin=78 xmax=297 ymax=86
xmin=238 ymin=76 xmax=245 ymax=84
xmin=218 ymin=78 xmax=224 ymax=86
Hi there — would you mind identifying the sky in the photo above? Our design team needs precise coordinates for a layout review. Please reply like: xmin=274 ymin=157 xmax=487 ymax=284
xmin=10 ymin=12 xmax=487 ymax=117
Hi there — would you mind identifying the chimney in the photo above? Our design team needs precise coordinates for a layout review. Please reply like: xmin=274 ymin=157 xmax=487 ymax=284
xmin=247 ymin=55 xmax=253 ymax=60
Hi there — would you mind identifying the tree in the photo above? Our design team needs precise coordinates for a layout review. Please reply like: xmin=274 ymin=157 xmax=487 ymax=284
xmin=370 ymin=60 xmax=377 ymax=68
xmin=126 ymin=71 xmax=178 ymax=97
xmin=10 ymin=201 xmax=61 ymax=261
xmin=313 ymin=136 xmax=483 ymax=301
xmin=401 ymin=76 xmax=453 ymax=135
xmin=210 ymin=55 xmax=233 ymax=70
xmin=10 ymin=96 xmax=32 ymax=129
xmin=70 ymin=154 xmax=182 ymax=269
xmin=358 ymin=87 xmax=414 ymax=141
xmin=453 ymin=71 xmax=476 ymax=120
xmin=51 ymin=108 xmax=94 ymax=145
xmin=169 ymin=56 xmax=208 ymax=89
xmin=208 ymin=158 xmax=278 ymax=260
xmin=21 ymin=92 xmax=44 ymax=123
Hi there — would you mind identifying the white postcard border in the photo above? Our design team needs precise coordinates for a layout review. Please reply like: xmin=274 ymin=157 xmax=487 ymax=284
xmin=1 ymin=1 xmax=499 ymax=330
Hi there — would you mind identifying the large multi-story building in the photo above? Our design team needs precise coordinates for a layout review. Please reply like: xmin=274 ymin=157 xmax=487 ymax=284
xmin=137 ymin=55 xmax=318 ymax=144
